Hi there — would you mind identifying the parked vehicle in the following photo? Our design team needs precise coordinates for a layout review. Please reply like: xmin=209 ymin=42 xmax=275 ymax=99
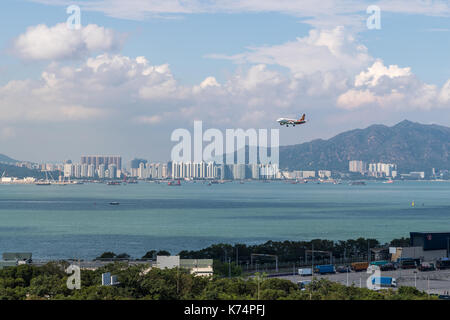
xmin=336 ymin=266 xmax=351 ymax=273
xmin=314 ymin=264 xmax=336 ymax=274
xmin=298 ymin=268 xmax=312 ymax=276
xmin=297 ymin=280 xmax=312 ymax=291
xmin=418 ymin=262 xmax=435 ymax=272
xmin=351 ymin=262 xmax=369 ymax=272
xmin=436 ymin=258 xmax=450 ymax=270
xmin=398 ymin=258 xmax=417 ymax=269
xmin=370 ymin=260 xmax=390 ymax=267
xmin=380 ymin=263 xmax=396 ymax=271
xmin=370 ymin=276 xmax=397 ymax=289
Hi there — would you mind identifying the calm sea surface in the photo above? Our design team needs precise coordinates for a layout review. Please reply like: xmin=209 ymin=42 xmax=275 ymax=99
xmin=0 ymin=181 xmax=449 ymax=259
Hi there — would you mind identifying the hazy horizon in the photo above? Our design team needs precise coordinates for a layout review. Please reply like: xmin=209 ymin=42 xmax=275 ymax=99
xmin=1 ymin=1 xmax=449 ymax=163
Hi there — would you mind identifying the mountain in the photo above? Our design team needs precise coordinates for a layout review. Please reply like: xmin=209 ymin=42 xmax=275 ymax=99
xmin=0 ymin=154 xmax=18 ymax=164
xmin=279 ymin=120 xmax=450 ymax=172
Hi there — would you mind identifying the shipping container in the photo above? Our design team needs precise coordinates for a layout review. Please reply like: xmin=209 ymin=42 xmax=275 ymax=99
xmin=351 ymin=262 xmax=369 ymax=272
xmin=314 ymin=264 xmax=335 ymax=274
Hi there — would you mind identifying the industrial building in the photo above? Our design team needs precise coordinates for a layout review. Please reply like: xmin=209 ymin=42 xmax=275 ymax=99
xmin=0 ymin=252 xmax=32 ymax=269
xmin=390 ymin=232 xmax=450 ymax=262
xmin=156 ymin=256 xmax=213 ymax=277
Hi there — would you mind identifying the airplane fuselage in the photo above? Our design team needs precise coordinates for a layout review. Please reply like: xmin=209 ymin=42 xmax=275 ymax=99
xmin=277 ymin=118 xmax=307 ymax=126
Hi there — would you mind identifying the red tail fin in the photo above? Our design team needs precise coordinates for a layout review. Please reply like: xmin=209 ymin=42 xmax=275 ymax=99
xmin=299 ymin=114 xmax=305 ymax=121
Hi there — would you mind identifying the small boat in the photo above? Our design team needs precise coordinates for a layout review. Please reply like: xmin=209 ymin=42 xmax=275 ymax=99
xmin=168 ymin=180 xmax=181 ymax=186
xmin=383 ymin=179 xmax=394 ymax=184
xmin=350 ymin=181 xmax=366 ymax=186
xmin=109 ymin=201 xmax=120 ymax=205
xmin=35 ymin=181 xmax=51 ymax=186
xmin=107 ymin=181 xmax=121 ymax=185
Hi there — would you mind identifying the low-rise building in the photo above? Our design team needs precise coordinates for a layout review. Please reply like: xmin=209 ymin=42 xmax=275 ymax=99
xmin=0 ymin=252 xmax=32 ymax=269
xmin=156 ymin=256 xmax=213 ymax=277
xmin=390 ymin=232 xmax=450 ymax=262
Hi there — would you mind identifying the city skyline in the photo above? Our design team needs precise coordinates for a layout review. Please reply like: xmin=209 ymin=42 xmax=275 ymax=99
xmin=0 ymin=1 xmax=449 ymax=163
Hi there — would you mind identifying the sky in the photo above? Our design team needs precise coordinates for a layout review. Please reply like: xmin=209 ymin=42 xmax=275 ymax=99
xmin=0 ymin=0 xmax=449 ymax=164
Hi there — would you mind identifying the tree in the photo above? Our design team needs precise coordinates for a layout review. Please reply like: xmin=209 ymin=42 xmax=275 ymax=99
xmin=116 ymin=253 xmax=130 ymax=260
xmin=96 ymin=252 xmax=117 ymax=260
xmin=213 ymin=260 xmax=242 ymax=277
xmin=142 ymin=250 xmax=157 ymax=260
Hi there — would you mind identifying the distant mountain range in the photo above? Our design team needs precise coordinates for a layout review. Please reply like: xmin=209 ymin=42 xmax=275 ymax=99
xmin=0 ymin=154 xmax=18 ymax=163
xmin=1 ymin=120 xmax=449 ymax=174
xmin=279 ymin=120 xmax=450 ymax=172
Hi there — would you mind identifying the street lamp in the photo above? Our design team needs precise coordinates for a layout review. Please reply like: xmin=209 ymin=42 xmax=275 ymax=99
xmin=346 ymin=268 xmax=349 ymax=286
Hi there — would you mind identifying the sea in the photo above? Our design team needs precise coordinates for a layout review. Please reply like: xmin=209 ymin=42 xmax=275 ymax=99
xmin=0 ymin=180 xmax=449 ymax=259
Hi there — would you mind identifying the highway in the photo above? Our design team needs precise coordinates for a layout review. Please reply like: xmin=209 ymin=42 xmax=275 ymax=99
xmin=277 ymin=268 xmax=450 ymax=295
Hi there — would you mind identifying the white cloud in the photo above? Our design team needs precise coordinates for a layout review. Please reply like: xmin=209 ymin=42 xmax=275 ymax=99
xmin=135 ymin=115 xmax=163 ymax=124
xmin=13 ymin=23 xmax=125 ymax=61
xmin=337 ymin=88 xmax=405 ymax=109
xmin=208 ymin=27 xmax=372 ymax=76
xmin=439 ymin=80 xmax=450 ymax=104
xmin=28 ymin=0 xmax=450 ymax=28
xmin=337 ymin=60 xmax=449 ymax=110
xmin=1 ymin=49 xmax=449 ymax=132
xmin=354 ymin=60 xmax=412 ymax=87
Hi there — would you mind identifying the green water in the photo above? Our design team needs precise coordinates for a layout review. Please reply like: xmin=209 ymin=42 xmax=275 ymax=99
xmin=0 ymin=180 xmax=449 ymax=259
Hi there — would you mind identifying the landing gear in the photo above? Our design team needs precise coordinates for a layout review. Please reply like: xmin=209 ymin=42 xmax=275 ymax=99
xmin=286 ymin=125 xmax=289 ymax=127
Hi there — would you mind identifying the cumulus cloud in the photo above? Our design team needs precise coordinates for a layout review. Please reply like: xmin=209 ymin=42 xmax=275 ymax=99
xmin=337 ymin=60 xmax=449 ymax=110
xmin=1 ymin=49 xmax=449 ymax=132
xmin=354 ymin=60 xmax=412 ymax=87
xmin=12 ymin=23 xmax=125 ymax=61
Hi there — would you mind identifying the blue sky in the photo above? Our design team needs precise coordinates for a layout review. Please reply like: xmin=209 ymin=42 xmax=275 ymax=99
xmin=0 ymin=0 xmax=449 ymax=163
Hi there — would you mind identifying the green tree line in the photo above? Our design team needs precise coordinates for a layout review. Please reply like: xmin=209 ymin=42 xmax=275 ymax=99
xmin=0 ymin=262 xmax=432 ymax=300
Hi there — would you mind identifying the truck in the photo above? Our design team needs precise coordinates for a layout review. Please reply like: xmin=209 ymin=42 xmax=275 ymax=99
xmin=298 ymin=268 xmax=312 ymax=276
xmin=436 ymin=258 xmax=450 ymax=270
xmin=371 ymin=276 xmax=397 ymax=289
xmin=351 ymin=262 xmax=369 ymax=272
xmin=380 ymin=263 xmax=396 ymax=271
xmin=314 ymin=264 xmax=335 ymax=274
xmin=370 ymin=260 xmax=390 ymax=267
xmin=336 ymin=265 xmax=351 ymax=273
xmin=418 ymin=262 xmax=435 ymax=272
xmin=398 ymin=258 xmax=417 ymax=269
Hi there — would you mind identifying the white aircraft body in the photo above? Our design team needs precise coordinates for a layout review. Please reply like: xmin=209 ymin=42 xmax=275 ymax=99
xmin=277 ymin=114 xmax=307 ymax=127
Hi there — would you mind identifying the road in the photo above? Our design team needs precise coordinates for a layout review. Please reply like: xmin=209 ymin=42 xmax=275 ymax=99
xmin=277 ymin=268 xmax=450 ymax=295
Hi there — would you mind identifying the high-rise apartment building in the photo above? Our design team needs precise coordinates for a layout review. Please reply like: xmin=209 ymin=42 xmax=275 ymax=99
xmin=81 ymin=155 xmax=122 ymax=171
xmin=349 ymin=160 xmax=366 ymax=173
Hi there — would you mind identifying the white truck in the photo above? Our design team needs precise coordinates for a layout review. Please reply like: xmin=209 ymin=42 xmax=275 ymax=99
xmin=371 ymin=276 xmax=397 ymax=289
xmin=298 ymin=268 xmax=313 ymax=276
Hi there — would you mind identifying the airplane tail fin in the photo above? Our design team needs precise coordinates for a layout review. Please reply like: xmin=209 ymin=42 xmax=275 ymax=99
xmin=299 ymin=114 xmax=305 ymax=121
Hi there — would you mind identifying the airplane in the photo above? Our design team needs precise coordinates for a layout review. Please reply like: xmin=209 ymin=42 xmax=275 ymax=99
xmin=276 ymin=114 xmax=307 ymax=127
